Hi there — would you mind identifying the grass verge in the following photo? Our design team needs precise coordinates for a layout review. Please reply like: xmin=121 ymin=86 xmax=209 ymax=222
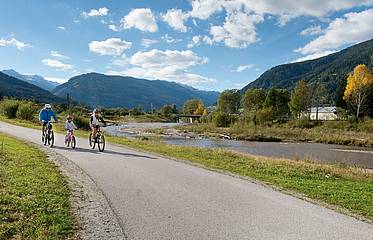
xmin=0 ymin=133 xmax=76 ymax=239
xmin=1 ymin=116 xmax=372 ymax=222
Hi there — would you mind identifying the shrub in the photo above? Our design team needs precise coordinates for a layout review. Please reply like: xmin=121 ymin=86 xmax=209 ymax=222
xmin=255 ymin=107 xmax=274 ymax=125
xmin=73 ymin=115 xmax=90 ymax=130
xmin=212 ymin=111 xmax=234 ymax=127
xmin=294 ymin=116 xmax=313 ymax=128
xmin=16 ymin=102 xmax=38 ymax=120
xmin=1 ymin=99 xmax=20 ymax=119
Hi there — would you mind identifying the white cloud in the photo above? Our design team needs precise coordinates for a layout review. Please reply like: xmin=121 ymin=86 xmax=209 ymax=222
xmin=161 ymin=34 xmax=182 ymax=44
xmin=44 ymin=77 xmax=68 ymax=83
xmin=141 ymin=38 xmax=159 ymax=48
xmin=293 ymin=50 xmax=336 ymax=63
xmin=121 ymin=8 xmax=158 ymax=32
xmin=189 ymin=0 xmax=223 ymax=19
xmin=210 ymin=11 xmax=263 ymax=48
xmin=89 ymin=38 xmax=132 ymax=56
xmin=82 ymin=7 xmax=109 ymax=18
xmin=108 ymin=24 xmax=120 ymax=32
xmin=296 ymin=9 xmax=373 ymax=55
xmin=110 ymin=49 xmax=214 ymax=85
xmin=57 ymin=26 xmax=66 ymax=31
xmin=300 ymin=25 xmax=323 ymax=36
xmin=50 ymin=50 xmax=69 ymax=59
xmin=236 ymin=64 xmax=254 ymax=72
xmin=187 ymin=35 xmax=201 ymax=48
xmin=42 ymin=59 xmax=73 ymax=71
xmin=161 ymin=8 xmax=189 ymax=32
xmin=0 ymin=38 xmax=29 ymax=50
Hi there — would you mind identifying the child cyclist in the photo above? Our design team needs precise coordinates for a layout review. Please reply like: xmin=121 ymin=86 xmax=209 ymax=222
xmin=64 ymin=115 xmax=77 ymax=144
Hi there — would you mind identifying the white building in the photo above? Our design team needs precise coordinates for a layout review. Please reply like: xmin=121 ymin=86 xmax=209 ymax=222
xmin=309 ymin=106 xmax=337 ymax=120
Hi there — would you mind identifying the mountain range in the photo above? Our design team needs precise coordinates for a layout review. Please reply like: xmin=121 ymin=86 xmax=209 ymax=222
xmin=1 ymin=69 xmax=60 ymax=91
xmin=52 ymin=73 xmax=219 ymax=110
xmin=242 ymin=38 xmax=373 ymax=101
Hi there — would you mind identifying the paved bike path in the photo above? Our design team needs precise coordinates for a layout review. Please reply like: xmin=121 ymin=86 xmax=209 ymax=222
xmin=0 ymin=121 xmax=372 ymax=240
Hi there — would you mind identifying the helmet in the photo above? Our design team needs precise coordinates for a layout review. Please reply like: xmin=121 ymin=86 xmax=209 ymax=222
xmin=67 ymin=115 xmax=73 ymax=120
xmin=93 ymin=108 xmax=99 ymax=114
xmin=45 ymin=104 xmax=52 ymax=109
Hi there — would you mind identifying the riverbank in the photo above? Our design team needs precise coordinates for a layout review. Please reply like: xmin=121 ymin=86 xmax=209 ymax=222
xmin=1 ymin=116 xmax=373 ymax=222
xmin=176 ymin=122 xmax=373 ymax=147
xmin=0 ymin=133 xmax=77 ymax=239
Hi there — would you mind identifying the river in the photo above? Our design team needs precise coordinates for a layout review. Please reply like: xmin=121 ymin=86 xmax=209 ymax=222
xmin=105 ymin=123 xmax=373 ymax=169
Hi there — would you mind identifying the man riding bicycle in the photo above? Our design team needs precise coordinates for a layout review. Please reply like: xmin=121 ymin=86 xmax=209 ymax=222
xmin=39 ymin=104 xmax=58 ymax=135
xmin=90 ymin=109 xmax=106 ymax=139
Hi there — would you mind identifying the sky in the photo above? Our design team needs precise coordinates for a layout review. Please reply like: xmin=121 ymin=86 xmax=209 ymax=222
xmin=0 ymin=0 xmax=373 ymax=91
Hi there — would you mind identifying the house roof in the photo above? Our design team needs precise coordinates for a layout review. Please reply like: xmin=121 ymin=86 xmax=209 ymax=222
xmin=310 ymin=106 xmax=336 ymax=113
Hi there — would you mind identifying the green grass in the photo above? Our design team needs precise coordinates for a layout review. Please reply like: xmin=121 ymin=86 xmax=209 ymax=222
xmin=1 ymin=116 xmax=373 ymax=222
xmin=0 ymin=133 xmax=76 ymax=239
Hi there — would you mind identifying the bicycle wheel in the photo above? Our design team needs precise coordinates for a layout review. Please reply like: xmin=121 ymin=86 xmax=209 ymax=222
xmin=49 ymin=131 xmax=54 ymax=147
xmin=43 ymin=131 xmax=48 ymax=145
xmin=71 ymin=136 xmax=76 ymax=149
xmin=89 ymin=133 xmax=95 ymax=149
xmin=97 ymin=134 xmax=105 ymax=152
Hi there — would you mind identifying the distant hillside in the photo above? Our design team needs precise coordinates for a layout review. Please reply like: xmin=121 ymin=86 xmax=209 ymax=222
xmin=242 ymin=38 xmax=373 ymax=100
xmin=52 ymin=73 xmax=219 ymax=109
xmin=1 ymin=69 xmax=59 ymax=91
xmin=0 ymin=72 xmax=62 ymax=103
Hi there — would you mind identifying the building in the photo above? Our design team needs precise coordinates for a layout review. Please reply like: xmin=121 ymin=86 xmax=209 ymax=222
xmin=309 ymin=106 xmax=337 ymax=120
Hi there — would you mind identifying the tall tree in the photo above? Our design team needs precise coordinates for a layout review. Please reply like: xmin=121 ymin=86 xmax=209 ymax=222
xmin=343 ymin=64 xmax=373 ymax=118
xmin=217 ymin=89 xmax=241 ymax=114
xmin=335 ymin=77 xmax=348 ymax=109
xmin=310 ymin=83 xmax=326 ymax=121
xmin=264 ymin=89 xmax=290 ymax=119
xmin=183 ymin=99 xmax=203 ymax=114
xmin=288 ymin=80 xmax=310 ymax=118
xmin=242 ymin=88 xmax=266 ymax=112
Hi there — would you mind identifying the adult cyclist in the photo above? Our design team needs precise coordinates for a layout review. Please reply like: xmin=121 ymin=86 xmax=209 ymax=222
xmin=90 ymin=108 xmax=106 ymax=139
xmin=39 ymin=104 xmax=58 ymax=137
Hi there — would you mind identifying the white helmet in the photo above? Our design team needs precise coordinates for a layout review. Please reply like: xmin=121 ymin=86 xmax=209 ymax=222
xmin=44 ymin=104 xmax=52 ymax=109
xmin=93 ymin=108 xmax=99 ymax=113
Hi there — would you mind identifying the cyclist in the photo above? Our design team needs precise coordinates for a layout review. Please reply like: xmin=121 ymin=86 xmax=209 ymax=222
xmin=90 ymin=109 xmax=106 ymax=139
xmin=39 ymin=104 xmax=58 ymax=136
xmin=64 ymin=115 xmax=77 ymax=144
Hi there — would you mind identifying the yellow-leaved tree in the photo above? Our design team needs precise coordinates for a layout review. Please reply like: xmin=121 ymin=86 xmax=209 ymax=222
xmin=194 ymin=102 xmax=205 ymax=115
xmin=344 ymin=64 xmax=373 ymax=118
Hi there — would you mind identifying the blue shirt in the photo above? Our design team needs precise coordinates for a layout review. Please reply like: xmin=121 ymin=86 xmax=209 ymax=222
xmin=39 ymin=108 xmax=58 ymax=122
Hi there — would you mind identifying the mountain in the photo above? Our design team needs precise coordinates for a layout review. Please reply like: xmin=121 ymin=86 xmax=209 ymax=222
xmin=242 ymin=38 xmax=373 ymax=101
xmin=0 ymin=72 xmax=62 ymax=103
xmin=1 ymin=69 xmax=59 ymax=91
xmin=52 ymin=73 xmax=219 ymax=109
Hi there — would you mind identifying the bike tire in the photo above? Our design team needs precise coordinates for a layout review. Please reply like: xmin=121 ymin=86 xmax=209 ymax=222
xmin=71 ymin=136 xmax=76 ymax=149
xmin=97 ymin=134 xmax=105 ymax=152
xmin=89 ymin=133 xmax=95 ymax=149
xmin=43 ymin=131 xmax=48 ymax=145
xmin=49 ymin=131 xmax=54 ymax=147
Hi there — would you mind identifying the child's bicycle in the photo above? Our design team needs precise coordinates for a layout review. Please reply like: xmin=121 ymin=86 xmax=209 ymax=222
xmin=65 ymin=130 xmax=76 ymax=149
xmin=89 ymin=125 xmax=105 ymax=152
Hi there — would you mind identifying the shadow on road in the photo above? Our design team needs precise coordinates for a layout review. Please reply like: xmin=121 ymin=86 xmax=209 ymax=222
xmin=52 ymin=145 xmax=157 ymax=159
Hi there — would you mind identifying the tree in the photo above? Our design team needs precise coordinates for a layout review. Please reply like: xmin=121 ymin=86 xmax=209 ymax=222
xmin=217 ymin=89 xmax=241 ymax=114
xmin=310 ymin=83 xmax=326 ymax=121
xmin=289 ymin=80 xmax=310 ymax=118
xmin=183 ymin=99 xmax=203 ymax=114
xmin=194 ymin=102 xmax=205 ymax=115
xmin=343 ymin=64 xmax=373 ymax=118
xmin=160 ymin=104 xmax=178 ymax=116
xmin=242 ymin=88 xmax=266 ymax=112
xmin=335 ymin=77 xmax=348 ymax=109
xmin=264 ymin=88 xmax=290 ymax=119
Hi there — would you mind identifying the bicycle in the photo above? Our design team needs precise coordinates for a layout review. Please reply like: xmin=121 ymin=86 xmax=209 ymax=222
xmin=89 ymin=125 xmax=105 ymax=152
xmin=42 ymin=121 xmax=55 ymax=147
xmin=65 ymin=130 xmax=76 ymax=149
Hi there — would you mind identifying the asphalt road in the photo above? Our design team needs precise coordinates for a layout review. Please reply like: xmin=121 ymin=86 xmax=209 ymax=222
xmin=1 ymin=121 xmax=372 ymax=240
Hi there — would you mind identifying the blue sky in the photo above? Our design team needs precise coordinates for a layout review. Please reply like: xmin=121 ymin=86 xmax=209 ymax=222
xmin=1 ymin=1 xmax=373 ymax=91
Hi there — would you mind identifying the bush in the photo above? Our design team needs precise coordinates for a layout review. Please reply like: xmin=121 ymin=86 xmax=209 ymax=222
xmin=212 ymin=111 xmax=235 ymax=127
xmin=255 ymin=107 xmax=274 ymax=125
xmin=1 ymin=99 xmax=20 ymax=118
xmin=294 ymin=116 xmax=314 ymax=128
xmin=73 ymin=115 xmax=90 ymax=130
xmin=16 ymin=102 xmax=38 ymax=120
